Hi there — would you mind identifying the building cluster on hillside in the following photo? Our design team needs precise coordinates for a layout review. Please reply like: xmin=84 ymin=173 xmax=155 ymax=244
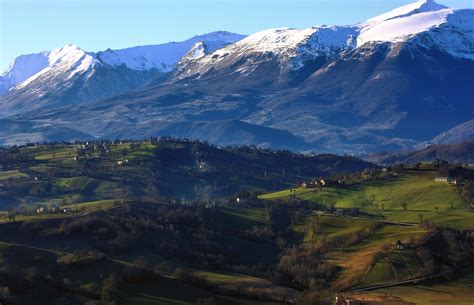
xmin=73 ymin=142 xmax=112 ymax=161
xmin=235 ymin=197 xmax=247 ymax=205
xmin=434 ymin=176 xmax=463 ymax=185
xmin=36 ymin=205 xmax=73 ymax=215
xmin=299 ymin=178 xmax=341 ymax=189
xmin=196 ymin=160 xmax=210 ymax=172
xmin=116 ymin=159 xmax=129 ymax=166
xmin=327 ymin=206 xmax=360 ymax=217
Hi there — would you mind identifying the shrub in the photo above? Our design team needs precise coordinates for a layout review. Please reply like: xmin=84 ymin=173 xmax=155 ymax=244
xmin=101 ymin=274 xmax=120 ymax=303
xmin=57 ymin=250 xmax=104 ymax=268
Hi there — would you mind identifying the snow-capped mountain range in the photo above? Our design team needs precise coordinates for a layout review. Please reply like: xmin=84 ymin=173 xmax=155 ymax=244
xmin=178 ymin=0 xmax=473 ymax=79
xmin=0 ymin=0 xmax=473 ymax=153
xmin=0 ymin=31 xmax=245 ymax=115
xmin=1 ymin=31 xmax=245 ymax=93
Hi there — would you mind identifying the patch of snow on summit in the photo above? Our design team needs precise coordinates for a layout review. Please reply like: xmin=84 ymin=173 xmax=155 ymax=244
xmin=358 ymin=8 xmax=454 ymax=46
xmin=366 ymin=0 xmax=447 ymax=23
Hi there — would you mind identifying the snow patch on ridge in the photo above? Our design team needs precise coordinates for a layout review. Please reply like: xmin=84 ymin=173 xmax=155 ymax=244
xmin=190 ymin=43 xmax=208 ymax=60
xmin=366 ymin=0 xmax=447 ymax=23
xmin=358 ymin=8 xmax=454 ymax=46
xmin=358 ymin=8 xmax=474 ymax=60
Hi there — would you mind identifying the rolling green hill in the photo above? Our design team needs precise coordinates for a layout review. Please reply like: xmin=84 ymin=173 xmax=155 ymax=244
xmin=0 ymin=139 xmax=373 ymax=211
xmin=0 ymin=141 xmax=473 ymax=304
xmin=261 ymin=171 xmax=474 ymax=229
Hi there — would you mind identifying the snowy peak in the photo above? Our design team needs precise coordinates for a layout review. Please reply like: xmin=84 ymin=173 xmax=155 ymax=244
xmin=366 ymin=0 xmax=447 ymax=23
xmin=0 ymin=52 xmax=50 ymax=93
xmin=176 ymin=42 xmax=210 ymax=73
xmin=1 ymin=44 xmax=96 ymax=92
xmin=47 ymin=44 xmax=91 ymax=66
xmin=13 ymin=44 xmax=97 ymax=90
xmin=46 ymin=44 xmax=97 ymax=78
xmin=304 ymin=26 xmax=358 ymax=55
xmin=186 ymin=41 xmax=209 ymax=60
xmin=190 ymin=31 xmax=246 ymax=44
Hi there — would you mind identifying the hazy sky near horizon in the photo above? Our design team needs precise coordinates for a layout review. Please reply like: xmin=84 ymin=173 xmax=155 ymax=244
xmin=1 ymin=0 xmax=473 ymax=71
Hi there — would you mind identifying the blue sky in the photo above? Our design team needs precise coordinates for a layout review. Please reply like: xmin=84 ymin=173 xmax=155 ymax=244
xmin=1 ymin=0 xmax=473 ymax=71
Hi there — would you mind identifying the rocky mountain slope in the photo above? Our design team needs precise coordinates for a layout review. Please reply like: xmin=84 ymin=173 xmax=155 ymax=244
xmin=431 ymin=119 xmax=474 ymax=145
xmin=368 ymin=141 xmax=474 ymax=165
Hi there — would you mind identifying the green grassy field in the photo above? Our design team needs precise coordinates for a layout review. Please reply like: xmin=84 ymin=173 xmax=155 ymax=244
xmin=289 ymin=209 xmax=429 ymax=290
xmin=370 ymin=266 xmax=474 ymax=305
xmin=0 ymin=170 xmax=27 ymax=181
xmin=261 ymin=172 xmax=474 ymax=229
xmin=0 ymin=212 xmax=81 ymax=224
xmin=190 ymin=269 xmax=294 ymax=303
xmin=218 ymin=206 xmax=269 ymax=228
xmin=61 ymin=199 xmax=125 ymax=212
xmin=258 ymin=187 xmax=314 ymax=200
xmin=0 ymin=199 xmax=126 ymax=224
xmin=360 ymin=250 xmax=424 ymax=287
xmin=326 ymin=224 xmax=427 ymax=289
xmin=362 ymin=259 xmax=394 ymax=285
xmin=32 ymin=146 xmax=76 ymax=160
xmin=303 ymin=214 xmax=375 ymax=243
xmin=124 ymin=282 xmax=283 ymax=305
